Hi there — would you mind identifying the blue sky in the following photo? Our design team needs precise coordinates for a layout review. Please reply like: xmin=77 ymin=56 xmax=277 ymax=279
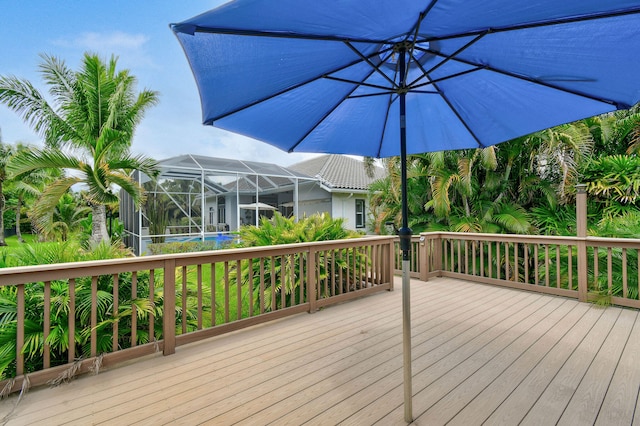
xmin=0 ymin=1 xmax=318 ymax=166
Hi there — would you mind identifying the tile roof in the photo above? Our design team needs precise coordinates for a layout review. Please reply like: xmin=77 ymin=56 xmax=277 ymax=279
xmin=289 ymin=155 xmax=385 ymax=191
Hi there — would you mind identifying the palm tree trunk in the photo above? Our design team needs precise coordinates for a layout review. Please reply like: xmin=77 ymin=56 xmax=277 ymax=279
xmin=16 ymin=195 xmax=23 ymax=243
xmin=0 ymin=185 xmax=6 ymax=246
xmin=89 ymin=204 xmax=110 ymax=246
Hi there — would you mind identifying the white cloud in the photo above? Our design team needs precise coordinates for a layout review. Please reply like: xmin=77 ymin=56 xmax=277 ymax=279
xmin=53 ymin=31 xmax=149 ymax=51
xmin=51 ymin=31 xmax=156 ymax=69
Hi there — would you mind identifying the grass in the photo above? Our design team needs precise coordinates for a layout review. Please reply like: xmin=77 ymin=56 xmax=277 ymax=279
xmin=0 ymin=234 xmax=60 ymax=264
xmin=3 ymin=234 xmax=37 ymax=246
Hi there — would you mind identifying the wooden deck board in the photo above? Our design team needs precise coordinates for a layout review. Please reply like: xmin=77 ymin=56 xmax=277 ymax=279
xmin=2 ymin=277 xmax=640 ymax=426
xmin=557 ymin=308 xmax=638 ymax=426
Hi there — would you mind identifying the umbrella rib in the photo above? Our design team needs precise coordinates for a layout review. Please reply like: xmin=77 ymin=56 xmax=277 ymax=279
xmin=375 ymin=92 xmax=396 ymax=158
xmin=402 ymin=11 xmax=427 ymax=87
xmin=428 ymin=76 xmax=486 ymax=148
xmin=348 ymin=91 xmax=397 ymax=99
xmin=420 ymin=33 xmax=486 ymax=78
xmin=422 ymin=7 xmax=640 ymax=43
xmin=323 ymin=75 xmax=394 ymax=92
xmin=344 ymin=41 xmax=397 ymax=88
xmin=410 ymin=67 xmax=484 ymax=90
xmin=175 ymin=24 xmax=390 ymax=44
xmin=207 ymin=52 xmax=385 ymax=123
xmin=428 ymin=51 xmax=626 ymax=108
xmin=287 ymin=67 xmax=380 ymax=153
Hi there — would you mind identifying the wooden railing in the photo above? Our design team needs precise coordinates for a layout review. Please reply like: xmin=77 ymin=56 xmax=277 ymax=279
xmin=420 ymin=232 xmax=640 ymax=309
xmin=0 ymin=237 xmax=394 ymax=394
xmin=391 ymin=235 xmax=426 ymax=278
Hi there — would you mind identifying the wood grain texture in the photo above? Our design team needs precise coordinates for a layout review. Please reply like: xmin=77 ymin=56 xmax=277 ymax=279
xmin=1 ymin=277 xmax=639 ymax=426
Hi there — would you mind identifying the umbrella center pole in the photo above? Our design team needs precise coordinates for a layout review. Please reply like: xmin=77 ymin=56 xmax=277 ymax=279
xmin=398 ymin=45 xmax=414 ymax=424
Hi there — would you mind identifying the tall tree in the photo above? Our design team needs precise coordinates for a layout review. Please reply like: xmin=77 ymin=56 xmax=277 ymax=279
xmin=0 ymin=53 xmax=159 ymax=246
xmin=0 ymin=130 xmax=14 ymax=246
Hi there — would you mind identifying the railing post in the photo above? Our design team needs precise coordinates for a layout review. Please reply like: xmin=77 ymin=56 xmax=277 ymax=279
xmin=576 ymin=184 xmax=588 ymax=302
xmin=307 ymin=247 xmax=317 ymax=313
xmin=163 ymin=258 xmax=176 ymax=355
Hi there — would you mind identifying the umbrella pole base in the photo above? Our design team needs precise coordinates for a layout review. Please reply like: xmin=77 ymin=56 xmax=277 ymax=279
xmin=402 ymin=259 xmax=413 ymax=423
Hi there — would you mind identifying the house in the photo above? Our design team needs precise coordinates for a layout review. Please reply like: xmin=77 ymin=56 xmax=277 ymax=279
xmin=288 ymin=154 xmax=386 ymax=231
xmin=120 ymin=154 xmax=385 ymax=254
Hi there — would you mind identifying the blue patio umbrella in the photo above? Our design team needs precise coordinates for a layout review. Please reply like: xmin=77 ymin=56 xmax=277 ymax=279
xmin=171 ymin=2 xmax=640 ymax=421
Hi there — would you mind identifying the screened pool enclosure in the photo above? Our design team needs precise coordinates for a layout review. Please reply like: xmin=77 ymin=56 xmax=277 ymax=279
xmin=120 ymin=155 xmax=315 ymax=255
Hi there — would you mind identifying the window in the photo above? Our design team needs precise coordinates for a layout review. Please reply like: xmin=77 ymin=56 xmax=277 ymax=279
xmin=217 ymin=198 xmax=226 ymax=224
xmin=355 ymin=199 xmax=365 ymax=228
xmin=209 ymin=207 xmax=215 ymax=225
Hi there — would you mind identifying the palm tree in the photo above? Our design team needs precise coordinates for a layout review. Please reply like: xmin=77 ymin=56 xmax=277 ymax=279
xmin=4 ymin=143 xmax=59 ymax=242
xmin=0 ymin=53 xmax=159 ymax=246
xmin=0 ymin=132 xmax=14 ymax=246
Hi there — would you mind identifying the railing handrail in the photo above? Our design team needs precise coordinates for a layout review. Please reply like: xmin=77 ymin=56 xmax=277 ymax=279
xmin=420 ymin=231 xmax=640 ymax=247
xmin=0 ymin=236 xmax=395 ymax=286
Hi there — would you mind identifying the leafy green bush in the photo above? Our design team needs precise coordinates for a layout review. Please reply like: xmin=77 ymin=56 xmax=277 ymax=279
xmin=0 ymin=241 xmax=162 ymax=380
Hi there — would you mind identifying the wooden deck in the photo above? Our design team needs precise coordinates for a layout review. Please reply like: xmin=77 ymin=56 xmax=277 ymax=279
xmin=2 ymin=276 xmax=640 ymax=425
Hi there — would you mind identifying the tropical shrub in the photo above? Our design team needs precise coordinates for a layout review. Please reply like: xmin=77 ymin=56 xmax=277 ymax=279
xmin=235 ymin=212 xmax=365 ymax=312
xmin=0 ymin=241 xmax=161 ymax=380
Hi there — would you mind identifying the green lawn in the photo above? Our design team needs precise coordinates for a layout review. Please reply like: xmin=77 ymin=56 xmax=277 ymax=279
xmin=2 ymin=234 xmax=37 ymax=246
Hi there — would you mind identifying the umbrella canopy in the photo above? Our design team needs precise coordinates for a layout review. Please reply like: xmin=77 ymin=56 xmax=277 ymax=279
xmin=172 ymin=2 xmax=640 ymax=421
xmin=172 ymin=1 xmax=640 ymax=157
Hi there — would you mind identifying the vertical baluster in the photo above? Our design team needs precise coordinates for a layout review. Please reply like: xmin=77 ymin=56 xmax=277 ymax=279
xmin=211 ymin=263 xmax=217 ymax=326
xmin=44 ymin=281 xmax=51 ymax=368
xmin=248 ymin=259 xmax=254 ymax=317
xmin=505 ymin=243 xmax=510 ymax=282
xmin=91 ymin=276 xmax=98 ymax=356
xmin=352 ymin=248 xmax=357 ymax=290
xmin=457 ymin=240 xmax=462 ymax=273
xmin=224 ymin=261 xmax=230 ymax=322
xmin=68 ymin=278 xmax=76 ymax=363
xmin=568 ymin=246 xmax=573 ymax=290
xmin=607 ymin=247 xmax=613 ymax=295
xmin=16 ymin=284 xmax=24 ymax=375
xmin=112 ymin=274 xmax=119 ymax=352
xmin=149 ymin=270 xmax=155 ymax=341
xmin=181 ymin=266 xmax=187 ymax=334
xmin=524 ymin=244 xmax=529 ymax=284
xmin=545 ymin=245 xmax=550 ymax=287
xmin=488 ymin=241 xmax=493 ymax=278
xmin=496 ymin=243 xmax=501 ymax=280
xmin=480 ymin=241 xmax=485 ymax=277
xmin=339 ymin=250 xmax=344 ymax=294
xmin=237 ymin=260 xmax=243 ymax=320
xmin=324 ymin=250 xmax=329 ymax=297
xmin=464 ymin=240 xmax=469 ymax=275
xmin=332 ymin=249 xmax=338 ymax=295
xmin=514 ymin=243 xmax=519 ymax=283
xmin=622 ymin=248 xmax=628 ymax=298
xmin=279 ymin=256 xmax=286 ymax=308
xmin=444 ymin=240 xmax=448 ymax=272
xmin=472 ymin=241 xmax=476 ymax=276
xmin=556 ymin=246 xmax=561 ymax=288
xmin=297 ymin=253 xmax=303 ymax=303
xmin=131 ymin=271 xmax=137 ymax=347
xmin=259 ymin=258 xmax=265 ymax=315
xmin=289 ymin=254 xmax=296 ymax=306
xmin=534 ymin=244 xmax=539 ymax=286
xmin=594 ymin=247 xmax=599 ymax=291
xmin=197 ymin=264 xmax=203 ymax=327
xmin=270 ymin=257 xmax=276 ymax=311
